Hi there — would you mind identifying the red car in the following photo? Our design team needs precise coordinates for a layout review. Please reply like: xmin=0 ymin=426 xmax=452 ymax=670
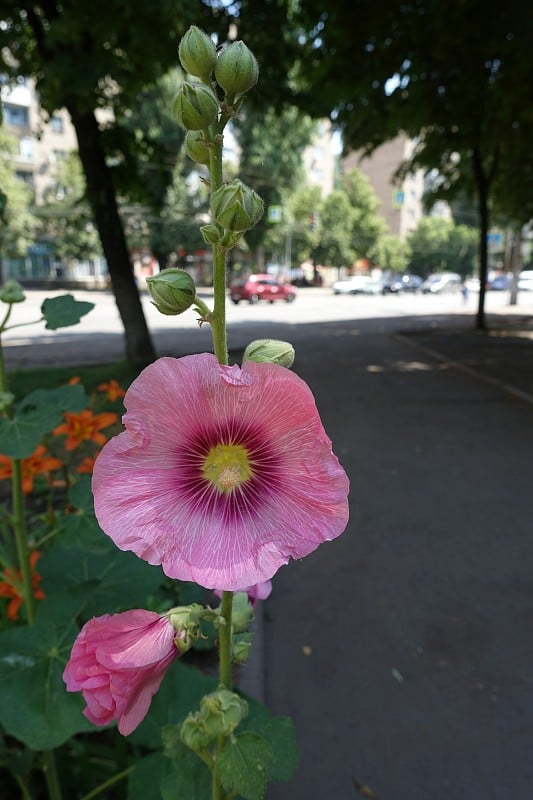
xmin=229 ymin=274 xmax=297 ymax=305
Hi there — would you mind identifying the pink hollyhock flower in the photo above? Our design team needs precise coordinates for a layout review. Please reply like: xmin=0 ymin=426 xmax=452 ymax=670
xmin=63 ymin=609 xmax=178 ymax=735
xmin=92 ymin=354 xmax=349 ymax=590
xmin=214 ymin=580 xmax=272 ymax=605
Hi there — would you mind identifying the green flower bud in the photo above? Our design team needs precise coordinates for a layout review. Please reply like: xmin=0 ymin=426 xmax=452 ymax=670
xmin=243 ymin=338 xmax=295 ymax=368
xmin=167 ymin=603 xmax=204 ymax=654
xmin=215 ymin=41 xmax=259 ymax=96
xmin=231 ymin=592 xmax=254 ymax=634
xmin=178 ymin=26 xmax=217 ymax=79
xmin=200 ymin=223 xmax=222 ymax=246
xmin=146 ymin=269 xmax=196 ymax=316
xmin=211 ymin=179 xmax=264 ymax=232
xmin=173 ymin=81 xmax=219 ymax=131
xmin=233 ymin=633 xmax=253 ymax=664
xmin=185 ymin=130 xmax=211 ymax=165
xmin=180 ymin=690 xmax=248 ymax=753
xmin=0 ymin=279 xmax=25 ymax=304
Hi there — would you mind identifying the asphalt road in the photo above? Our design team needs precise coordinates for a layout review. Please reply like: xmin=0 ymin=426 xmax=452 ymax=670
xmin=3 ymin=286 xmax=531 ymax=369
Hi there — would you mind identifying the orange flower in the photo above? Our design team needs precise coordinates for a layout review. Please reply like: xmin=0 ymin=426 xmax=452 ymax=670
xmin=0 ymin=551 xmax=46 ymax=621
xmin=68 ymin=376 xmax=81 ymax=385
xmin=76 ymin=455 xmax=97 ymax=474
xmin=0 ymin=445 xmax=63 ymax=494
xmin=98 ymin=379 xmax=126 ymax=402
xmin=53 ymin=409 xmax=118 ymax=451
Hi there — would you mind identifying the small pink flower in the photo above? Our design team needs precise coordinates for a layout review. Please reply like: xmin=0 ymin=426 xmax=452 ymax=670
xmin=215 ymin=580 xmax=272 ymax=605
xmin=63 ymin=609 xmax=178 ymax=735
xmin=92 ymin=354 xmax=349 ymax=590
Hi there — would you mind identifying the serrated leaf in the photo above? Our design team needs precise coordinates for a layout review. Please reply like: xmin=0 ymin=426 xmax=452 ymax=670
xmin=0 ymin=384 xmax=89 ymax=458
xmin=0 ymin=594 xmax=93 ymax=749
xmin=127 ymin=750 xmax=211 ymax=800
xmin=240 ymin=698 xmax=299 ymax=782
xmin=39 ymin=537 xmax=165 ymax=618
xmin=56 ymin=476 xmax=109 ymax=553
xmin=41 ymin=294 xmax=94 ymax=329
xmin=218 ymin=731 xmax=272 ymax=800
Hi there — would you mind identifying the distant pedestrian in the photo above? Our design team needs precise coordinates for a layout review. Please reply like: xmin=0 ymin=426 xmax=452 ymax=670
xmin=461 ymin=278 xmax=470 ymax=303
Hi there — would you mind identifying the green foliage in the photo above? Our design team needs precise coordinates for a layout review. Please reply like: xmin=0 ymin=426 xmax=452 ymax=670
xmin=0 ymin=384 xmax=89 ymax=458
xmin=0 ymin=128 xmax=36 ymax=259
xmin=374 ymin=234 xmax=411 ymax=273
xmin=0 ymin=595 xmax=94 ymax=749
xmin=41 ymin=294 xmax=94 ymax=330
xmin=407 ymin=217 xmax=478 ymax=277
xmin=218 ymin=732 xmax=272 ymax=800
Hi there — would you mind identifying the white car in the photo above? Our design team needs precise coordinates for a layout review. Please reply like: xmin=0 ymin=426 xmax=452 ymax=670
xmin=518 ymin=270 xmax=533 ymax=291
xmin=332 ymin=276 xmax=382 ymax=295
xmin=421 ymin=272 xmax=462 ymax=294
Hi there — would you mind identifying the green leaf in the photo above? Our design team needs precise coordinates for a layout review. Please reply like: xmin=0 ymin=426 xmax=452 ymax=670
xmin=218 ymin=731 xmax=272 ymax=800
xmin=56 ymin=476 xmax=110 ymax=553
xmin=39 ymin=537 xmax=165 ymax=618
xmin=127 ymin=750 xmax=211 ymax=800
xmin=0 ymin=384 xmax=89 ymax=458
xmin=240 ymin=698 xmax=299 ymax=782
xmin=0 ymin=595 xmax=93 ymax=749
xmin=41 ymin=294 xmax=94 ymax=329
xmin=129 ymin=660 xmax=218 ymax=749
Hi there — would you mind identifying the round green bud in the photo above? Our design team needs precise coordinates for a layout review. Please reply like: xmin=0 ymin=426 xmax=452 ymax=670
xmin=211 ymin=179 xmax=264 ymax=232
xmin=185 ymin=130 xmax=211 ymax=165
xmin=215 ymin=41 xmax=259 ymax=96
xmin=243 ymin=338 xmax=295 ymax=368
xmin=146 ymin=269 xmax=196 ymax=315
xmin=178 ymin=26 xmax=217 ymax=79
xmin=0 ymin=391 xmax=15 ymax=413
xmin=173 ymin=81 xmax=219 ymax=131
xmin=0 ymin=279 xmax=25 ymax=304
xmin=167 ymin=603 xmax=204 ymax=654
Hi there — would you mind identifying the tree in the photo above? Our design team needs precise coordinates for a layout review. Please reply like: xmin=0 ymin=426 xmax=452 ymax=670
xmin=340 ymin=168 xmax=387 ymax=262
xmin=374 ymin=234 xmax=411 ymax=274
xmin=294 ymin=0 xmax=532 ymax=329
xmin=36 ymin=153 xmax=101 ymax=263
xmin=407 ymin=218 xmax=478 ymax=277
xmin=312 ymin=190 xmax=355 ymax=268
xmin=0 ymin=128 xmax=35 ymax=280
xmin=232 ymin=105 xmax=316 ymax=266
xmin=0 ymin=1 xmax=217 ymax=363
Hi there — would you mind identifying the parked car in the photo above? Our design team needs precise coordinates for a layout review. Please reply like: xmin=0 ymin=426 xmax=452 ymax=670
xmin=229 ymin=274 xmax=297 ymax=304
xmin=488 ymin=274 xmax=512 ymax=291
xmin=332 ymin=275 xmax=382 ymax=295
xmin=421 ymin=272 xmax=462 ymax=294
xmin=518 ymin=270 xmax=533 ymax=292
xmin=382 ymin=273 xmax=423 ymax=294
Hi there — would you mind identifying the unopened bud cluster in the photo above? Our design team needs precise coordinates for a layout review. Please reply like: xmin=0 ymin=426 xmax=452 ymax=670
xmin=0 ymin=279 xmax=25 ymax=305
xmin=180 ymin=689 xmax=248 ymax=752
xmin=174 ymin=25 xmax=259 ymax=142
xmin=146 ymin=269 xmax=196 ymax=316
xmin=212 ymin=179 xmax=264 ymax=233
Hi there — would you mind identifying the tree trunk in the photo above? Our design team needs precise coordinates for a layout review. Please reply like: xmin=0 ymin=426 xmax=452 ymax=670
xmin=471 ymin=148 xmax=490 ymax=331
xmin=67 ymin=102 xmax=156 ymax=365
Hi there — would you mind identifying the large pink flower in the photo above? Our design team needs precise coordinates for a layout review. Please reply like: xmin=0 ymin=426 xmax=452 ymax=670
xmin=63 ymin=609 xmax=178 ymax=735
xmin=92 ymin=354 xmax=349 ymax=590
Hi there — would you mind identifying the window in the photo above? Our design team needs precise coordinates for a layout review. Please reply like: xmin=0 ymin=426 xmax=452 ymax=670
xmin=19 ymin=136 xmax=33 ymax=160
xmin=3 ymin=103 xmax=29 ymax=127
xmin=50 ymin=114 xmax=64 ymax=133
xmin=15 ymin=171 xmax=34 ymax=188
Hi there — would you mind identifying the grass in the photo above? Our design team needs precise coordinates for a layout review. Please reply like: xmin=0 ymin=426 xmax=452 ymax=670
xmin=7 ymin=360 xmax=141 ymax=399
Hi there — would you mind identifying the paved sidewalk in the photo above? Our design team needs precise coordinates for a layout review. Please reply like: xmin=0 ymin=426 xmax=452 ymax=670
xmin=264 ymin=314 xmax=533 ymax=800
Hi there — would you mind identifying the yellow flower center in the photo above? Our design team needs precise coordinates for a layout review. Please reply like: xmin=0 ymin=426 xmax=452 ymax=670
xmin=201 ymin=443 xmax=253 ymax=493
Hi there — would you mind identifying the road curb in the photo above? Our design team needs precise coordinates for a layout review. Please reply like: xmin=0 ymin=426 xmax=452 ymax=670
xmin=393 ymin=332 xmax=533 ymax=407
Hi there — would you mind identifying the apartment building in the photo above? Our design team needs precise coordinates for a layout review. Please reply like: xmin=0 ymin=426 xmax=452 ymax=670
xmin=342 ymin=135 xmax=450 ymax=239
xmin=1 ymin=77 xmax=77 ymax=204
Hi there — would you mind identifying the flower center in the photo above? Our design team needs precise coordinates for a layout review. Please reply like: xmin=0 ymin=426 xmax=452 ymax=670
xmin=201 ymin=443 xmax=253 ymax=493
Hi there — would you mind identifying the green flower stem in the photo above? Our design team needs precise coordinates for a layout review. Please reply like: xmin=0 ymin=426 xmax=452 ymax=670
xmin=0 ymin=302 xmax=13 ymax=333
xmin=1 ymin=317 xmax=44 ymax=332
xmin=13 ymin=773 xmax=33 ymax=800
xmin=218 ymin=590 xmax=234 ymax=689
xmin=42 ymin=750 xmax=62 ymax=800
xmin=77 ymin=766 xmax=134 ymax=800
xmin=209 ymin=135 xmax=228 ymax=366
xmin=0 ymin=333 xmax=36 ymax=626
xmin=207 ymin=123 xmax=234 ymax=800
xmin=12 ymin=458 xmax=36 ymax=626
